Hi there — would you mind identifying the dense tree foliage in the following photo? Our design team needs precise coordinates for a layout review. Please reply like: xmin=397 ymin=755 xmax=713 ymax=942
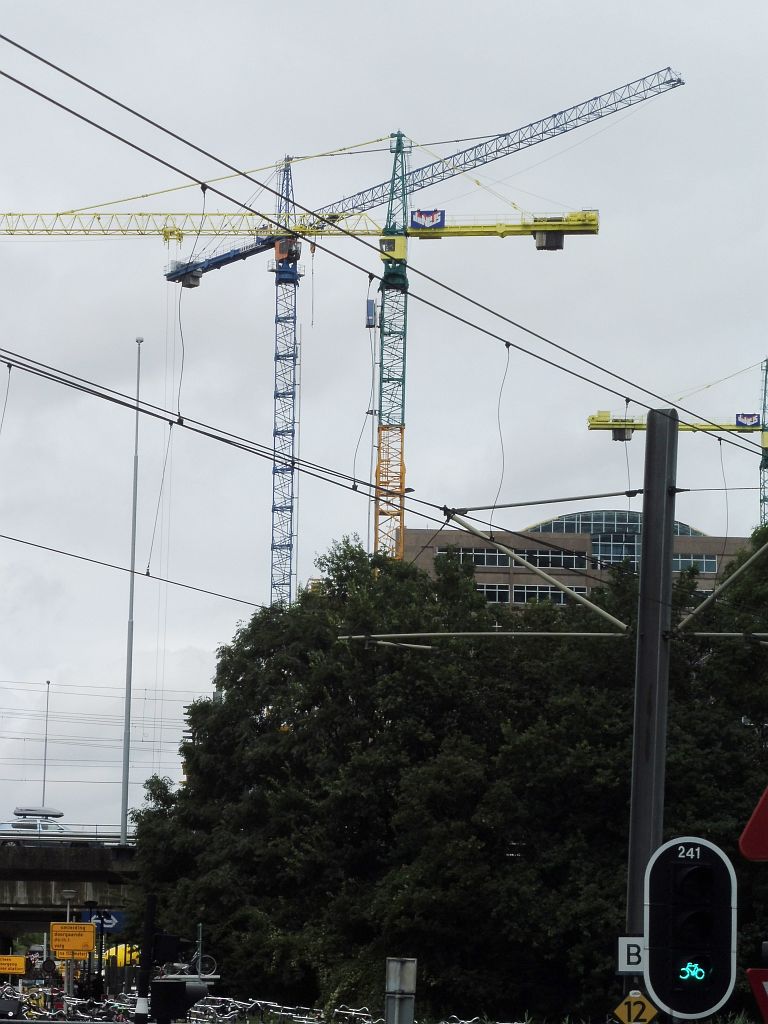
xmin=131 ymin=533 xmax=768 ymax=1020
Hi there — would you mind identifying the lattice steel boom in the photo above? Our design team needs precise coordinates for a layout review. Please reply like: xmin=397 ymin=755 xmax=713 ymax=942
xmin=268 ymin=159 xmax=303 ymax=605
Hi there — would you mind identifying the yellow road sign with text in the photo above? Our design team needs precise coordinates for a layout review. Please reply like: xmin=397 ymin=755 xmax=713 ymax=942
xmin=50 ymin=922 xmax=95 ymax=954
xmin=0 ymin=955 xmax=26 ymax=974
xmin=613 ymin=994 xmax=658 ymax=1024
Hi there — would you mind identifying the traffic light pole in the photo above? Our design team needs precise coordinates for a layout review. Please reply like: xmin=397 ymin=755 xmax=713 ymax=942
xmin=626 ymin=409 xmax=679 ymax=937
xmin=134 ymin=893 xmax=156 ymax=1024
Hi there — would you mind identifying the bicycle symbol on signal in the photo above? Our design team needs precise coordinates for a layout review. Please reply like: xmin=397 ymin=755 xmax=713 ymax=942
xmin=679 ymin=962 xmax=706 ymax=981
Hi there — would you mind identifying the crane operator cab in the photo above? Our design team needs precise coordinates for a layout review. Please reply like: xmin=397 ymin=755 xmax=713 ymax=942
xmin=274 ymin=238 xmax=302 ymax=263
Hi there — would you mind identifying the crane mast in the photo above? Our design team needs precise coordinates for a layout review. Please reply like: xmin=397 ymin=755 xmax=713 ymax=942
xmin=375 ymin=133 xmax=411 ymax=558
xmin=268 ymin=158 xmax=303 ymax=605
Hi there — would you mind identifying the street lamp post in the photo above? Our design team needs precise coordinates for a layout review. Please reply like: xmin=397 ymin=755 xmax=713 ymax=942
xmin=61 ymin=889 xmax=77 ymax=998
xmin=95 ymin=913 xmax=106 ymax=999
xmin=83 ymin=900 xmax=97 ymax=997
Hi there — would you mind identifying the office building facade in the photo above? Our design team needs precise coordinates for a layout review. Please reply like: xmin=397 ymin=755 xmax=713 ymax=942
xmin=403 ymin=509 xmax=747 ymax=605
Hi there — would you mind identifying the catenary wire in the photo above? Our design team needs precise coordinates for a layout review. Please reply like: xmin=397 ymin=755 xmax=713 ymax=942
xmin=0 ymin=678 xmax=206 ymax=696
xmin=0 ymin=346 xmax=745 ymax=593
xmin=1 ymin=340 xmax=756 ymax=608
xmin=0 ymin=529 xmax=263 ymax=608
xmin=0 ymin=41 xmax=761 ymax=460
xmin=0 ymin=344 xmax=652 ymax=582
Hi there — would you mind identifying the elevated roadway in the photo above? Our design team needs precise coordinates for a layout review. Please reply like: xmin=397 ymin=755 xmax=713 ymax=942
xmin=0 ymin=841 xmax=138 ymax=949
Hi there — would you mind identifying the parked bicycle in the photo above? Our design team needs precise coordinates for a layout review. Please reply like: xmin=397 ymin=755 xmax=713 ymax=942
xmin=161 ymin=949 xmax=217 ymax=977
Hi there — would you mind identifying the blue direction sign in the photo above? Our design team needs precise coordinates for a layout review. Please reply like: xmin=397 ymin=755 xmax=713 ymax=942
xmin=80 ymin=910 xmax=125 ymax=933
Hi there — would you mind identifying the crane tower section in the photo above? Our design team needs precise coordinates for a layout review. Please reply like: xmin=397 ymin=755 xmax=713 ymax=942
xmin=375 ymin=132 xmax=411 ymax=559
xmin=268 ymin=158 xmax=303 ymax=605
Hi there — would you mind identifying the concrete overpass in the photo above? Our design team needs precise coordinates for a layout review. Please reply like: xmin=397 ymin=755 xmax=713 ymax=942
xmin=0 ymin=842 xmax=138 ymax=949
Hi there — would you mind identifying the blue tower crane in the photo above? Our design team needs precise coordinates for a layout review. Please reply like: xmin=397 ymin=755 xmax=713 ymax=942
xmin=268 ymin=159 xmax=303 ymax=605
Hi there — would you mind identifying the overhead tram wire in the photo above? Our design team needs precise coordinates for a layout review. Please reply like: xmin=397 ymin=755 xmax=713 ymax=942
xmin=0 ymin=340 xmax=755 ymax=600
xmin=0 ymin=677 xmax=212 ymax=697
xmin=0 ymin=528 xmax=263 ymax=609
xmin=0 ymin=345 xmax=421 ymax=497
xmin=0 ymin=42 xmax=761 ymax=457
xmin=0 ymin=345 xmax=743 ymax=593
xmin=0 ymin=344 xmax=658 ymax=584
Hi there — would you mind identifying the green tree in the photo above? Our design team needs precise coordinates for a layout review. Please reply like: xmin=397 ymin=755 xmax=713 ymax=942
xmin=131 ymin=536 xmax=768 ymax=1019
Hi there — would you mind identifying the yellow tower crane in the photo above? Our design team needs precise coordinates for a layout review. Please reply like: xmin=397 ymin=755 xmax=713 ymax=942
xmin=588 ymin=410 xmax=762 ymax=440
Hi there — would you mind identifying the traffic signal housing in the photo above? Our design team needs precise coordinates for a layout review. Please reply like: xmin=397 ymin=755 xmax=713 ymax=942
xmin=644 ymin=836 xmax=736 ymax=1019
xmin=151 ymin=980 xmax=208 ymax=1023
xmin=153 ymin=933 xmax=181 ymax=964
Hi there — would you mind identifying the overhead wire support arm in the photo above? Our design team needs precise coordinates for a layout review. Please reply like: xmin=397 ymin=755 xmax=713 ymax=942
xmin=445 ymin=510 xmax=629 ymax=632
xmin=338 ymin=631 xmax=628 ymax=642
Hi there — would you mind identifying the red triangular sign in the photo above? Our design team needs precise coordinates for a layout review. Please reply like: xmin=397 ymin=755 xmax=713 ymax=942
xmin=740 ymin=787 xmax=768 ymax=860
xmin=748 ymin=968 xmax=768 ymax=1024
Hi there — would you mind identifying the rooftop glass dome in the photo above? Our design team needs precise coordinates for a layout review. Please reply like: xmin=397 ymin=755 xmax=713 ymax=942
xmin=526 ymin=509 xmax=705 ymax=537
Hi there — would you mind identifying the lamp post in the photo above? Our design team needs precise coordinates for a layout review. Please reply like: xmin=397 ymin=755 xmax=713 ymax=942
xmin=83 ymin=900 xmax=97 ymax=998
xmin=61 ymin=889 xmax=76 ymax=997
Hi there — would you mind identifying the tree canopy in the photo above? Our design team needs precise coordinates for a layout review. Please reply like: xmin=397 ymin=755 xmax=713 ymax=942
xmin=131 ymin=533 xmax=768 ymax=1020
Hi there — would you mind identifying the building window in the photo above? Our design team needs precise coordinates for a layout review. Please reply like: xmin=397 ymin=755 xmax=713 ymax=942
xmin=527 ymin=510 xmax=704 ymax=537
xmin=437 ymin=546 xmax=511 ymax=567
xmin=592 ymin=532 xmax=641 ymax=566
xmin=515 ymin=548 xmax=587 ymax=569
xmin=511 ymin=585 xmax=588 ymax=606
xmin=476 ymin=584 xmax=510 ymax=603
xmin=437 ymin=546 xmax=586 ymax=569
xmin=673 ymin=554 xmax=717 ymax=574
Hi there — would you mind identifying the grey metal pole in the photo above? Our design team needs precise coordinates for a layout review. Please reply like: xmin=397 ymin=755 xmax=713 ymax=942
xmin=625 ymin=409 xmax=679 ymax=937
xmin=41 ymin=679 xmax=50 ymax=805
xmin=134 ymin=893 xmax=156 ymax=1024
xmin=120 ymin=338 xmax=142 ymax=844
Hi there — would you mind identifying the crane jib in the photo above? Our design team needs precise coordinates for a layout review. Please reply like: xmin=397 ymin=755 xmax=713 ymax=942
xmin=314 ymin=67 xmax=683 ymax=220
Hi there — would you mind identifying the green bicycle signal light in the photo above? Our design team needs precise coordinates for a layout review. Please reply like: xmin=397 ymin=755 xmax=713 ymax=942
xmin=644 ymin=837 xmax=737 ymax=1019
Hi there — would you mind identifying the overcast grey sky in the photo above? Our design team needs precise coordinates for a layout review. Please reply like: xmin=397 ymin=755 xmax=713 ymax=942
xmin=0 ymin=1 xmax=765 ymax=826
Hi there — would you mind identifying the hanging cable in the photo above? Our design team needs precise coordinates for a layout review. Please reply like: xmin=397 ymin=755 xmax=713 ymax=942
xmin=718 ymin=438 xmax=730 ymax=566
xmin=0 ymin=363 xmax=12 ymax=442
xmin=675 ymin=360 xmax=763 ymax=402
xmin=489 ymin=342 xmax=511 ymax=538
xmin=406 ymin=520 xmax=451 ymax=567
xmin=623 ymin=397 xmax=633 ymax=512
xmin=310 ymin=242 xmax=316 ymax=327
xmin=144 ymin=422 xmax=174 ymax=574
xmin=176 ymin=183 xmax=207 ymax=417
xmin=352 ymin=276 xmax=377 ymax=489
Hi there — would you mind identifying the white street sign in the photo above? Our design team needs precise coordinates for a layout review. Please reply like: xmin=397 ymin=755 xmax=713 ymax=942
xmin=617 ymin=936 xmax=645 ymax=975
